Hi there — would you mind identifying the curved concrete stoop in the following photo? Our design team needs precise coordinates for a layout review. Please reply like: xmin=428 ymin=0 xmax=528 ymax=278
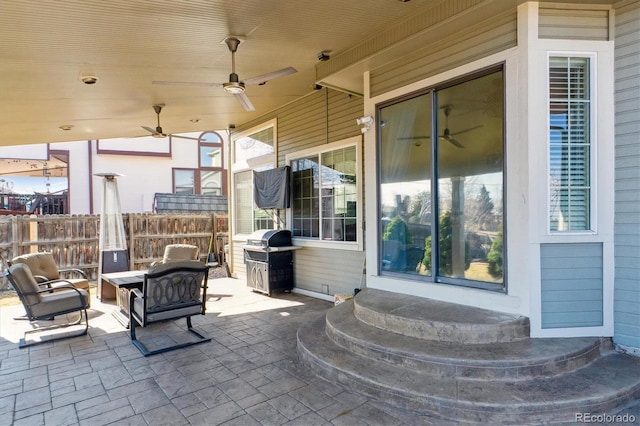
xmin=297 ymin=288 xmax=640 ymax=425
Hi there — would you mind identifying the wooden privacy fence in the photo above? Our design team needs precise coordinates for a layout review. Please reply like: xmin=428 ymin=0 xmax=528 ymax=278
xmin=0 ymin=213 xmax=228 ymax=291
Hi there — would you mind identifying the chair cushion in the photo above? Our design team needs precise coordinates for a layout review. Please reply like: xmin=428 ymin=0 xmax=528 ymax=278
xmin=30 ymin=289 xmax=88 ymax=318
xmin=11 ymin=252 xmax=60 ymax=280
xmin=133 ymin=299 xmax=202 ymax=322
xmin=8 ymin=263 xmax=43 ymax=305
xmin=148 ymin=260 xmax=203 ymax=275
xmin=162 ymin=244 xmax=199 ymax=263
xmin=50 ymin=278 xmax=91 ymax=307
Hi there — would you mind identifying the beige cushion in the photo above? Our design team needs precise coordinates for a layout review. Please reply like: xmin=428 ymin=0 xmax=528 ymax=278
xmin=11 ymin=252 xmax=60 ymax=281
xmin=162 ymin=244 xmax=199 ymax=263
xmin=8 ymin=263 xmax=43 ymax=305
xmin=30 ymin=288 xmax=88 ymax=318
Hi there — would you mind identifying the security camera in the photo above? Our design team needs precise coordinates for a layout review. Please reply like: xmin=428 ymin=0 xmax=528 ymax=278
xmin=356 ymin=116 xmax=374 ymax=126
xmin=317 ymin=51 xmax=330 ymax=61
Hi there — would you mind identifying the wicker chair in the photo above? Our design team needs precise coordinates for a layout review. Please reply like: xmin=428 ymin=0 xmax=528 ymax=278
xmin=129 ymin=260 xmax=210 ymax=356
xmin=6 ymin=263 xmax=90 ymax=348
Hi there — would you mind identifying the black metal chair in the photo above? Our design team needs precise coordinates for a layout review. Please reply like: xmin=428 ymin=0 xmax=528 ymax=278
xmin=129 ymin=260 xmax=210 ymax=356
xmin=6 ymin=263 xmax=89 ymax=348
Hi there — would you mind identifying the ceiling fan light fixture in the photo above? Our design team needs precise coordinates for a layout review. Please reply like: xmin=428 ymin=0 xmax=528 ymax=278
xmin=223 ymin=81 xmax=245 ymax=94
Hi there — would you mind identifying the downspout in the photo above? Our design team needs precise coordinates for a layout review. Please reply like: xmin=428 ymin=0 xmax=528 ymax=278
xmin=88 ymin=140 xmax=94 ymax=214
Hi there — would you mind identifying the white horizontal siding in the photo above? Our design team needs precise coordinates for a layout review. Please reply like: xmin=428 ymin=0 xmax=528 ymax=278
xmin=614 ymin=0 xmax=640 ymax=350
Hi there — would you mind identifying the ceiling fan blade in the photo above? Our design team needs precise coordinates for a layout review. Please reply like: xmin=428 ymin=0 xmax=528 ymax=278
xmin=235 ymin=92 xmax=255 ymax=112
xmin=452 ymin=124 xmax=483 ymax=136
xmin=443 ymin=135 xmax=464 ymax=149
xmin=152 ymin=80 xmax=223 ymax=88
xmin=242 ymin=67 xmax=297 ymax=86
xmin=141 ymin=126 xmax=156 ymax=134
xmin=397 ymin=136 xmax=431 ymax=141
xmin=170 ymin=134 xmax=200 ymax=141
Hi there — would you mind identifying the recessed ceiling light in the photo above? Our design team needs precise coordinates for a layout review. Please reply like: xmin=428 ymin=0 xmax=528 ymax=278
xmin=59 ymin=125 xmax=74 ymax=131
xmin=80 ymin=75 xmax=98 ymax=84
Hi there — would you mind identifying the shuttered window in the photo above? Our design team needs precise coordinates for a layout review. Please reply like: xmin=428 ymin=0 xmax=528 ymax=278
xmin=549 ymin=56 xmax=592 ymax=232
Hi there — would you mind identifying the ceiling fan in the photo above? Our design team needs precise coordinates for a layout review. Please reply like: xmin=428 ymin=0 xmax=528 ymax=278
xmin=397 ymin=105 xmax=483 ymax=148
xmin=141 ymin=104 xmax=199 ymax=140
xmin=152 ymin=36 xmax=297 ymax=112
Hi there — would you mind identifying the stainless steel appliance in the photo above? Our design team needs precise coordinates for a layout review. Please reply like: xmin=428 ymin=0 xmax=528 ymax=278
xmin=243 ymin=229 xmax=298 ymax=296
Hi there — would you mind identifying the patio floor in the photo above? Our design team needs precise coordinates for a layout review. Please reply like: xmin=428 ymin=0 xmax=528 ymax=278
xmin=0 ymin=277 xmax=441 ymax=426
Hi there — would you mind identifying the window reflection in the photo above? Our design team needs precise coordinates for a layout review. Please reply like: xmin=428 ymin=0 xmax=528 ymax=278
xmin=378 ymin=67 xmax=505 ymax=288
xmin=379 ymin=93 xmax=432 ymax=275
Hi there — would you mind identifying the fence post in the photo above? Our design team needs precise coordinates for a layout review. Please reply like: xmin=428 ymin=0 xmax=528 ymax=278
xmin=127 ymin=214 xmax=135 ymax=269
xmin=29 ymin=215 xmax=39 ymax=253
xmin=12 ymin=215 xmax=19 ymax=257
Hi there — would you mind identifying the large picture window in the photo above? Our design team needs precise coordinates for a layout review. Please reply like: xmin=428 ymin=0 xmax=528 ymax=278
xmin=289 ymin=138 xmax=360 ymax=244
xmin=378 ymin=66 xmax=504 ymax=290
xmin=548 ymin=56 xmax=592 ymax=232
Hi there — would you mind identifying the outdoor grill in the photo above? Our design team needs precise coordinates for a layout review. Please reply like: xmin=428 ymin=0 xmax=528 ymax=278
xmin=243 ymin=229 xmax=298 ymax=296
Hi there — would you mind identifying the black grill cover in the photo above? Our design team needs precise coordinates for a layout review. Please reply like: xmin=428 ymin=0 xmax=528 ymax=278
xmin=253 ymin=166 xmax=290 ymax=209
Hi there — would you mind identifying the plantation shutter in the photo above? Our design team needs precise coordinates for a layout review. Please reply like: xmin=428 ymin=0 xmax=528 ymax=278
xmin=549 ymin=57 xmax=591 ymax=232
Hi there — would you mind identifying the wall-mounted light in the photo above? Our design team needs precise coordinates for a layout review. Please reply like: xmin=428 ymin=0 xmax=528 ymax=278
xmin=356 ymin=116 xmax=374 ymax=133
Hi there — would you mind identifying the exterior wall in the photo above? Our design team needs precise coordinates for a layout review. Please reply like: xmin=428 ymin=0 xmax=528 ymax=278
xmin=91 ymin=138 xmax=196 ymax=213
xmin=538 ymin=4 xmax=611 ymax=40
xmin=525 ymin=2 xmax=615 ymax=338
xmin=364 ymin=48 xmax=528 ymax=317
xmin=362 ymin=2 xmax=617 ymax=336
xmin=540 ymin=243 xmax=603 ymax=328
xmin=613 ymin=0 xmax=640 ymax=352
xmin=230 ymin=88 xmax=365 ymax=296
xmin=370 ymin=9 xmax=517 ymax=97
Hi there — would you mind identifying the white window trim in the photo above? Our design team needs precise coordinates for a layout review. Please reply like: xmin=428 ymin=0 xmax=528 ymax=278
xmin=546 ymin=51 xmax=598 ymax=235
xmin=286 ymin=135 xmax=363 ymax=251
xmin=530 ymin=35 xmax=615 ymax=338
xmin=231 ymin=119 xmax=278 ymax=239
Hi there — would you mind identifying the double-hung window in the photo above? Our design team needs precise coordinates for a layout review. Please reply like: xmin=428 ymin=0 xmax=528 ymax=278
xmin=288 ymin=137 xmax=361 ymax=247
xmin=548 ymin=56 xmax=593 ymax=232
xmin=232 ymin=120 xmax=276 ymax=235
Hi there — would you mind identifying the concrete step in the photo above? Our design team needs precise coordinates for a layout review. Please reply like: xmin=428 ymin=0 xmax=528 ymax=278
xmin=327 ymin=299 xmax=607 ymax=380
xmin=298 ymin=314 xmax=640 ymax=424
xmin=354 ymin=288 xmax=529 ymax=343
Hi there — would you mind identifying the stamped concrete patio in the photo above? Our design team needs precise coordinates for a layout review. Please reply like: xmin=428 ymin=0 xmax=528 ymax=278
xmin=2 ymin=276 xmax=638 ymax=426
xmin=0 ymin=276 xmax=444 ymax=426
